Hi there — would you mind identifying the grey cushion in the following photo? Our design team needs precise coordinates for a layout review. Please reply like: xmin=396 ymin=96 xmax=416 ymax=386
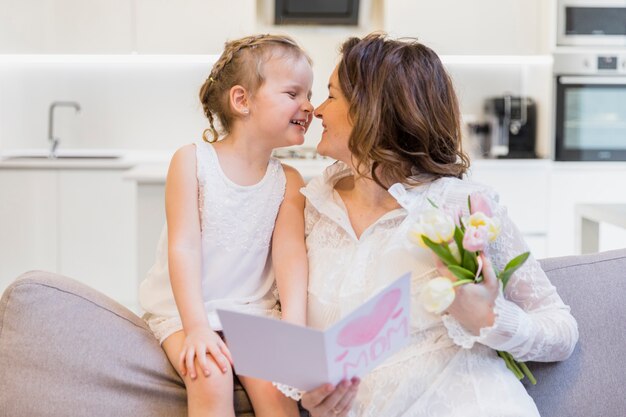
xmin=526 ymin=249 xmax=626 ymax=417
xmin=0 ymin=271 xmax=255 ymax=417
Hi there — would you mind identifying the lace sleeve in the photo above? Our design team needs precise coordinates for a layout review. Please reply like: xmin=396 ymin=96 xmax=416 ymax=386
xmin=273 ymin=382 xmax=304 ymax=401
xmin=442 ymin=187 xmax=579 ymax=362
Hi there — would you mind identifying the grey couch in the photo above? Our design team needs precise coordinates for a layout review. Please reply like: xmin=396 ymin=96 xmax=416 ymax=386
xmin=1 ymin=249 xmax=625 ymax=417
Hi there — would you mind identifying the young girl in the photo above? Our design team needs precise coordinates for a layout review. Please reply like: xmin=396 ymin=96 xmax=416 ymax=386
xmin=139 ymin=34 xmax=312 ymax=417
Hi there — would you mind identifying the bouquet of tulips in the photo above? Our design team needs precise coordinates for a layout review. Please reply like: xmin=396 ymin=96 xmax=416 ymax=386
xmin=408 ymin=192 xmax=536 ymax=384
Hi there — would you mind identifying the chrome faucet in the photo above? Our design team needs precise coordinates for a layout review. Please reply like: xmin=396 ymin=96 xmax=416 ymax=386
xmin=48 ymin=101 xmax=81 ymax=158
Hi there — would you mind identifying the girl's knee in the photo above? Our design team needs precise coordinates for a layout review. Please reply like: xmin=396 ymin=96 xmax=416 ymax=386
xmin=185 ymin=359 xmax=234 ymax=400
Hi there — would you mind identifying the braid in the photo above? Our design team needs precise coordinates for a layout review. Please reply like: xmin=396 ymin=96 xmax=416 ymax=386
xmin=210 ymin=34 xmax=269 ymax=82
xmin=198 ymin=33 xmax=310 ymax=142
xmin=205 ymin=112 xmax=219 ymax=143
xmin=199 ymin=77 xmax=218 ymax=142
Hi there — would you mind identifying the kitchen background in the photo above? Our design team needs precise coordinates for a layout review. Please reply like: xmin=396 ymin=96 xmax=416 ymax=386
xmin=1 ymin=0 xmax=625 ymax=311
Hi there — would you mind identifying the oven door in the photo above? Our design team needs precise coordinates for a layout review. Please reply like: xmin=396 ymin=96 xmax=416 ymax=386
xmin=557 ymin=0 xmax=626 ymax=46
xmin=555 ymin=76 xmax=626 ymax=161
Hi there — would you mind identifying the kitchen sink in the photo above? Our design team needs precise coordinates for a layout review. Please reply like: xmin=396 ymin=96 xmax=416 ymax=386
xmin=1 ymin=149 xmax=122 ymax=160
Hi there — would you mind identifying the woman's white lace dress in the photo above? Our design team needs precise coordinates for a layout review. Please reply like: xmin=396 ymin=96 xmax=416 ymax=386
xmin=299 ymin=161 xmax=578 ymax=417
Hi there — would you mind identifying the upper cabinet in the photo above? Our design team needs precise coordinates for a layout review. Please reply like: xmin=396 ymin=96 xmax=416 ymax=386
xmin=0 ymin=0 xmax=133 ymax=53
xmin=383 ymin=0 xmax=552 ymax=55
xmin=0 ymin=0 xmax=256 ymax=54
xmin=0 ymin=0 xmax=554 ymax=55
xmin=134 ymin=0 xmax=256 ymax=54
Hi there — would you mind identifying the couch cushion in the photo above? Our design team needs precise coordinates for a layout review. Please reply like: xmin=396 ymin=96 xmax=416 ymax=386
xmin=525 ymin=249 xmax=626 ymax=417
xmin=0 ymin=271 xmax=190 ymax=417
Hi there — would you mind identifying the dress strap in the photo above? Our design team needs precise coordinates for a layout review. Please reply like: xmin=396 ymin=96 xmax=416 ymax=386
xmin=195 ymin=142 xmax=217 ymax=187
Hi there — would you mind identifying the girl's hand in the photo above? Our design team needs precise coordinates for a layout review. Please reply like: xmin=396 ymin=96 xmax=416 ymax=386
xmin=436 ymin=253 xmax=499 ymax=335
xmin=301 ymin=378 xmax=360 ymax=417
xmin=178 ymin=327 xmax=233 ymax=379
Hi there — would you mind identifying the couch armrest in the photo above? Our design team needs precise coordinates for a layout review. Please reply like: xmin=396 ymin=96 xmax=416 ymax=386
xmin=526 ymin=249 xmax=626 ymax=417
xmin=0 ymin=271 xmax=187 ymax=417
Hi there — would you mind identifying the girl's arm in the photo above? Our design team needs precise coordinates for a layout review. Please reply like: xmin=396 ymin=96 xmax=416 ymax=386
xmin=272 ymin=164 xmax=308 ymax=326
xmin=165 ymin=144 xmax=231 ymax=377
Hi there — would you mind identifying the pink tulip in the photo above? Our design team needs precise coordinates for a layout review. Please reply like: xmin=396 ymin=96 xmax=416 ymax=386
xmin=469 ymin=192 xmax=492 ymax=216
xmin=463 ymin=225 xmax=489 ymax=252
xmin=443 ymin=205 xmax=463 ymax=227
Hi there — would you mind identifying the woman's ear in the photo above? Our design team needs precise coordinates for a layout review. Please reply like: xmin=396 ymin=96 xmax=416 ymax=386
xmin=229 ymin=85 xmax=250 ymax=116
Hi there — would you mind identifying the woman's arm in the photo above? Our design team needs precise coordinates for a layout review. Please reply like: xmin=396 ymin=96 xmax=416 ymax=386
xmin=165 ymin=144 xmax=231 ymax=377
xmin=442 ymin=191 xmax=579 ymax=362
xmin=272 ymin=164 xmax=309 ymax=325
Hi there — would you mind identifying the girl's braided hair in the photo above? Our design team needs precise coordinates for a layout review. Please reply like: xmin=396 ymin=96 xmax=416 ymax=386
xmin=199 ymin=34 xmax=311 ymax=142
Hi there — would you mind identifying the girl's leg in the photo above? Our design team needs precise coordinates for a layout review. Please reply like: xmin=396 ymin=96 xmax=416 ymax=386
xmin=162 ymin=330 xmax=236 ymax=417
xmin=238 ymin=375 xmax=300 ymax=417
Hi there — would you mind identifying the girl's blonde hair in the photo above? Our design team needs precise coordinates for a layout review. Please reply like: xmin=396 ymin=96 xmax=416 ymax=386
xmin=199 ymin=34 xmax=311 ymax=142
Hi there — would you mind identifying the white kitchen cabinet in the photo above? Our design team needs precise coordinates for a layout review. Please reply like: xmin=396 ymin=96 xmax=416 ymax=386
xmin=135 ymin=182 xmax=166 ymax=284
xmin=0 ymin=167 xmax=137 ymax=309
xmin=0 ymin=0 xmax=47 ymax=53
xmin=383 ymin=0 xmax=551 ymax=55
xmin=134 ymin=0 xmax=256 ymax=54
xmin=0 ymin=0 xmax=133 ymax=53
xmin=466 ymin=160 xmax=626 ymax=258
xmin=466 ymin=160 xmax=551 ymax=259
xmin=548 ymin=163 xmax=626 ymax=257
xmin=0 ymin=170 xmax=58 ymax=291
xmin=0 ymin=0 xmax=256 ymax=54
xmin=58 ymin=169 xmax=136 ymax=308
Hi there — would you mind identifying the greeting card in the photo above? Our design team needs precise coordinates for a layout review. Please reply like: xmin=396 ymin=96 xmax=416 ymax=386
xmin=217 ymin=273 xmax=411 ymax=391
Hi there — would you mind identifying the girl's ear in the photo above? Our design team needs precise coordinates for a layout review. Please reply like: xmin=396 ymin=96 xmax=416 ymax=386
xmin=229 ymin=85 xmax=250 ymax=116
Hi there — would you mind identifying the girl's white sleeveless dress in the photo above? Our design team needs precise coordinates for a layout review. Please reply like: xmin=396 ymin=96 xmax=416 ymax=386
xmin=139 ymin=142 xmax=286 ymax=343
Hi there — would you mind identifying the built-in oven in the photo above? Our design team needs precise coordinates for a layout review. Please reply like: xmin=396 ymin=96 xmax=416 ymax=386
xmin=554 ymin=51 xmax=626 ymax=161
xmin=557 ymin=0 xmax=626 ymax=47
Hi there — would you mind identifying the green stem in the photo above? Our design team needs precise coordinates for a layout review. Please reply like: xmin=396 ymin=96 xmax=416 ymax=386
xmin=518 ymin=361 xmax=537 ymax=385
xmin=498 ymin=351 xmax=523 ymax=380
xmin=452 ymin=279 xmax=474 ymax=287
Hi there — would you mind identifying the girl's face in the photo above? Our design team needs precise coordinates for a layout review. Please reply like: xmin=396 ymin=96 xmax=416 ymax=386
xmin=314 ymin=66 xmax=353 ymax=163
xmin=248 ymin=54 xmax=314 ymax=149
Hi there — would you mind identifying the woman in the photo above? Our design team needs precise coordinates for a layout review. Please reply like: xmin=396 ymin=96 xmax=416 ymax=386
xmin=293 ymin=33 xmax=578 ymax=416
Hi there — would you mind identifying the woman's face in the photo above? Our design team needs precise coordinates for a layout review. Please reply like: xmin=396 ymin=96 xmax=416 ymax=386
xmin=314 ymin=66 xmax=353 ymax=163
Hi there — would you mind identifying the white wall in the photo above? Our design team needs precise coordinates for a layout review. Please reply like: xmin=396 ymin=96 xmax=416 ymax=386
xmin=0 ymin=0 xmax=556 ymax=154
xmin=0 ymin=58 xmax=213 ymax=150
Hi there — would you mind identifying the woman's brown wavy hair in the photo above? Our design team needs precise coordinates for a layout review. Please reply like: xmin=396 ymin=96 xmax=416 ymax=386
xmin=337 ymin=33 xmax=470 ymax=188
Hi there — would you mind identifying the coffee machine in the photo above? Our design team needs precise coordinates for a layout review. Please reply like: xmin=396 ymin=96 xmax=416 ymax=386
xmin=483 ymin=95 xmax=537 ymax=158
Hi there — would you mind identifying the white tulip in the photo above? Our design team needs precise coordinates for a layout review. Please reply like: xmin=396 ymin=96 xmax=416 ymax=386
xmin=407 ymin=208 xmax=456 ymax=248
xmin=419 ymin=277 xmax=456 ymax=314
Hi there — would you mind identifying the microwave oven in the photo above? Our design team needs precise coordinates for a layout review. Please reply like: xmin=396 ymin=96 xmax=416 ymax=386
xmin=557 ymin=0 xmax=626 ymax=47
xmin=553 ymin=51 xmax=626 ymax=161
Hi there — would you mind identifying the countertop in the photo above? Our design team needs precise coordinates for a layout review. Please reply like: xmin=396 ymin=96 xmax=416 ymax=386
xmin=3 ymin=148 xmax=626 ymax=179
xmin=0 ymin=149 xmax=175 ymax=170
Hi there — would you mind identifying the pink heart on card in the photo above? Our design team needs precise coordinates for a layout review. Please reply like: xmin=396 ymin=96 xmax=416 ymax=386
xmin=336 ymin=289 xmax=402 ymax=347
